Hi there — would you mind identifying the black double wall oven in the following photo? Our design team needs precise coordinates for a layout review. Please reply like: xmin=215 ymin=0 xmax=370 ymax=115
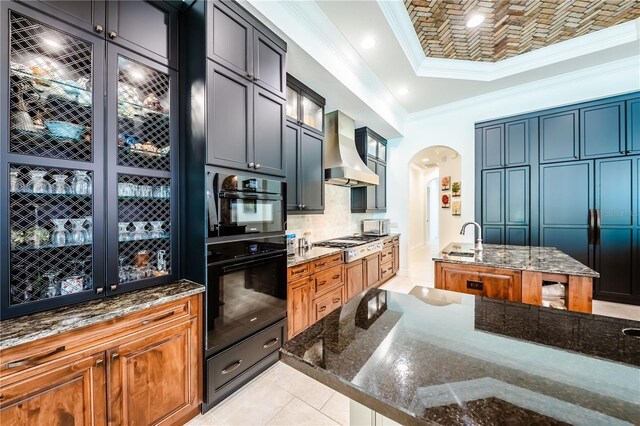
xmin=203 ymin=168 xmax=287 ymax=409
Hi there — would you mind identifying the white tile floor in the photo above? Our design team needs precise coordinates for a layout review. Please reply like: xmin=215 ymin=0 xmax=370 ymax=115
xmin=186 ymin=244 xmax=639 ymax=425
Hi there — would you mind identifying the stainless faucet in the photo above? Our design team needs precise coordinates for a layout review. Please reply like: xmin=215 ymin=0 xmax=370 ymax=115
xmin=460 ymin=222 xmax=483 ymax=252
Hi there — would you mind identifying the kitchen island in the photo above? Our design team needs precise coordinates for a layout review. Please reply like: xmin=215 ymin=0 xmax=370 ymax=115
xmin=433 ymin=243 xmax=599 ymax=313
xmin=280 ymin=286 xmax=640 ymax=425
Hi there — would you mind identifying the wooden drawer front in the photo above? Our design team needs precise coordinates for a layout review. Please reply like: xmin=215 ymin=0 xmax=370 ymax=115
xmin=312 ymin=253 xmax=343 ymax=273
xmin=313 ymin=265 xmax=343 ymax=296
xmin=314 ymin=286 xmax=343 ymax=321
xmin=208 ymin=321 xmax=284 ymax=390
xmin=380 ymin=247 xmax=393 ymax=263
xmin=288 ymin=263 xmax=310 ymax=281
xmin=381 ymin=261 xmax=394 ymax=282
xmin=383 ymin=239 xmax=394 ymax=248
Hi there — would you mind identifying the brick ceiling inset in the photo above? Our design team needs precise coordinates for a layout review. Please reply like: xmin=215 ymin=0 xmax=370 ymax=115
xmin=404 ymin=0 xmax=640 ymax=62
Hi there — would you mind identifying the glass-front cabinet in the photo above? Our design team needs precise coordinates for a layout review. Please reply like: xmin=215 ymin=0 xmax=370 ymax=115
xmin=107 ymin=46 xmax=177 ymax=294
xmin=1 ymin=2 xmax=177 ymax=318
xmin=285 ymin=74 xmax=324 ymax=134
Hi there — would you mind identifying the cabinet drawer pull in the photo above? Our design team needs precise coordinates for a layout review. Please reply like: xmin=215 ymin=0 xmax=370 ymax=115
xmin=332 ymin=298 xmax=340 ymax=303
xmin=316 ymin=262 xmax=327 ymax=267
xmin=318 ymin=280 xmax=327 ymax=287
xmin=95 ymin=24 xmax=104 ymax=33
xmin=108 ymin=30 xmax=117 ymax=39
xmin=111 ymin=352 xmax=119 ymax=359
xmin=255 ymin=163 xmax=261 ymax=170
xmin=263 ymin=338 xmax=279 ymax=349
xmin=6 ymin=346 xmax=65 ymax=369
xmin=221 ymin=360 xmax=243 ymax=375
xmin=332 ymin=274 xmax=340 ymax=279
xmin=0 ymin=394 xmax=4 ymax=401
xmin=96 ymin=358 xmax=104 ymax=367
xmin=293 ymin=269 xmax=305 ymax=275
xmin=318 ymin=306 xmax=327 ymax=312
xmin=141 ymin=310 xmax=175 ymax=325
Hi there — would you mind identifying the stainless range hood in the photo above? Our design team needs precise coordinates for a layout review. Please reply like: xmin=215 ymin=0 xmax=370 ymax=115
xmin=324 ymin=110 xmax=379 ymax=187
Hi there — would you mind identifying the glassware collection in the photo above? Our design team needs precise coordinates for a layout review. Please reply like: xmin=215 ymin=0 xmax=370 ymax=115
xmin=118 ymin=249 xmax=168 ymax=284
xmin=118 ymin=221 xmax=166 ymax=241
xmin=117 ymin=182 xmax=170 ymax=198
xmin=9 ymin=169 xmax=92 ymax=195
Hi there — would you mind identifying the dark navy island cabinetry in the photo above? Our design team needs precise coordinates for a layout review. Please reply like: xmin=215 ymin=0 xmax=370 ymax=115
xmin=476 ymin=92 xmax=640 ymax=305
xmin=351 ymin=127 xmax=387 ymax=213
xmin=1 ymin=0 xmax=180 ymax=319
xmin=285 ymin=74 xmax=325 ymax=214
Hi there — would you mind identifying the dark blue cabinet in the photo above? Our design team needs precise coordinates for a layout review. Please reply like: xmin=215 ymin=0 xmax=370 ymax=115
xmin=594 ymin=156 xmax=639 ymax=304
xmin=481 ymin=167 xmax=529 ymax=245
xmin=539 ymin=161 xmax=594 ymax=267
xmin=482 ymin=125 xmax=503 ymax=169
xmin=540 ymin=109 xmax=579 ymax=163
xmin=481 ymin=119 xmax=530 ymax=169
xmin=627 ymin=98 xmax=640 ymax=154
xmin=580 ymin=102 xmax=625 ymax=159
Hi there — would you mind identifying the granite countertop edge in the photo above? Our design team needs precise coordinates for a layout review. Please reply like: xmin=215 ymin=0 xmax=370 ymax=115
xmin=1 ymin=280 xmax=205 ymax=351
xmin=432 ymin=257 xmax=599 ymax=278
xmin=279 ymin=349 xmax=430 ymax=425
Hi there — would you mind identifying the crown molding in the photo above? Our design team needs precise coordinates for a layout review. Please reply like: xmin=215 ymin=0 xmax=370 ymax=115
xmin=245 ymin=0 xmax=408 ymax=134
xmin=407 ymin=56 xmax=640 ymax=121
xmin=378 ymin=0 xmax=640 ymax=82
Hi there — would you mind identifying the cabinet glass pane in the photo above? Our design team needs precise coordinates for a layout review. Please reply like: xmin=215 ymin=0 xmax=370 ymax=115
xmin=378 ymin=142 xmax=386 ymax=161
xmin=9 ymin=164 xmax=94 ymax=305
xmin=117 ymin=174 xmax=171 ymax=285
xmin=116 ymin=56 xmax=171 ymax=171
xmin=9 ymin=12 xmax=93 ymax=162
xmin=286 ymin=86 xmax=298 ymax=120
xmin=367 ymin=136 xmax=377 ymax=157
xmin=302 ymin=95 xmax=323 ymax=131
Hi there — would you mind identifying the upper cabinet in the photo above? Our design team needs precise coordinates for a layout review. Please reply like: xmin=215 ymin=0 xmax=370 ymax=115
xmin=539 ymin=109 xmax=579 ymax=163
xmin=481 ymin=119 xmax=531 ymax=169
xmin=206 ymin=0 xmax=286 ymax=177
xmin=580 ymin=101 xmax=625 ymax=159
xmin=18 ymin=0 xmax=179 ymax=69
xmin=351 ymin=127 xmax=387 ymax=213
xmin=285 ymin=74 xmax=324 ymax=134
xmin=626 ymin=97 xmax=640 ymax=154
xmin=285 ymin=75 xmax=325 ymax=213
xmin=208 ymin=1 xmax=285 ymax=98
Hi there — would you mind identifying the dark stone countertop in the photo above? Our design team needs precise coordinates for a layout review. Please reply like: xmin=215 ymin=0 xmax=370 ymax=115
xmin=287 ymin=233 xmax=401 ymax=268
xmin=433 ymin=242 xmax=599 ymax=278
xmin=0 ymin=280 xmax=204 ymax=351
xmin=287 ymin=246 xmax=344 ymax=268
xmin=281 ymin=286 xmax=640 ymax=425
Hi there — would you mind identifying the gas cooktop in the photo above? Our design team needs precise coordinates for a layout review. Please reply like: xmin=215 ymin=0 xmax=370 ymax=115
xmin=313 ymin=236 xmax=384 ymax=262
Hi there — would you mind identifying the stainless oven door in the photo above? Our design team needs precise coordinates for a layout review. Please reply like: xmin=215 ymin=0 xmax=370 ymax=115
xmin=206 ymin=252 xmax=287 ymax=353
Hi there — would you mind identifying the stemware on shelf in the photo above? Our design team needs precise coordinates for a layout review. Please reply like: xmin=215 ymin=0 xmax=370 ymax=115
xmin=84 ymin=217 xmax=93 ymax=243
xmin=157 ymin=250 xmax=167 ymax=273
xmin=51 ymin=218 xmax=70 ymax=247
xmin=9 ymin=169 xmax=24 ymax=193
xmin=69 ymin=218 xmax=88 ymax=245
xmin=149 ymin=221 xmax=164 ymax=238
xmin=71 ymin=170 xmax=92 ymax=195
xmin=131 ymin=222 xmax=148 ymax=240
xmin=26 ymin=170 xmax=51 ymax=194
xmin=44 ymin=271 xmax=60 ymax=298
xmin=118 ymin=222 xmax=131 ymax=242
xmin=51 ymin=174 xmax=71 ymax=195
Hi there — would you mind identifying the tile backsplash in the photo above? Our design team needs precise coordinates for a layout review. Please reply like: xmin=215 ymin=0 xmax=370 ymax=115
xmin=286 ymin=184 xmax=385 ymax=242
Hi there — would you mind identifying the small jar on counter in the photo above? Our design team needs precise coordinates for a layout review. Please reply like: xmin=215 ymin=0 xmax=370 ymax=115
xmin=286 ymin=234 xmax=296 ymax=256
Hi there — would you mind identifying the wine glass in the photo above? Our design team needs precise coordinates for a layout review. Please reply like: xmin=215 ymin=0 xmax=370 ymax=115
xmin=71 ymin=170 xmax=92 ymax=195
xmin=44 ymin=271 xmax=60 ymax=298
xmin=51 ymin=218 xmax=69 ymax=247
xmin=131 ymin=222 xmax=148 ymax=240
xmin=149 ymin=221 xmax=164 ymax=238
xmin=118 ymin=222 xmax=131 ymax=242
xmin=84 ymin=217 xmax=93 ymax=243
xmin=26 ymin=170 xmax=51 ymax=194
xmin=51 ymin=174 xmax=71 ymax=195
xmin=9 ymin=169 xmax=24 ymax=193
xmin=69 ymin=218 xmax=88 ymax=245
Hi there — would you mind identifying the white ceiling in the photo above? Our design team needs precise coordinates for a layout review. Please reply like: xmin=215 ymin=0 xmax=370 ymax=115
xmin=242 ymin=0 xmax=640 ymax=139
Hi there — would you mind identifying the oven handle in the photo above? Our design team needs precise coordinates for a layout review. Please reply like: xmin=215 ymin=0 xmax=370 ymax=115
xmin=220 ymin=192 xmax=282 ymax=201
xmin=219 ymin=253 xmax=286 ymax=273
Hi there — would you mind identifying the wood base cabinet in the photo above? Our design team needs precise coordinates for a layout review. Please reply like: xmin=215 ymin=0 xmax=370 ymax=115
xmin=436 ymin=263 xmax=522 ymax=302
xmin=0 ymin=294 xmax=202 ymax=426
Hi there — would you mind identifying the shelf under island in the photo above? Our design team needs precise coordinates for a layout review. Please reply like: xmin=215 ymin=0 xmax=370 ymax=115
xmin=280 ymin=286 xmax=640 ymax=425
xmin=433 ymin=243 xmax=599 ymax=314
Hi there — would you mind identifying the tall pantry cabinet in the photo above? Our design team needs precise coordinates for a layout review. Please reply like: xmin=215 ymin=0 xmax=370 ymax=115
xmin=475 ymin=92 xmax=640 ymax=305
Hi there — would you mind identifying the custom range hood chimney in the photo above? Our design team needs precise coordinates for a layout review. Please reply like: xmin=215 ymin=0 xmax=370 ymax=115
xmin=324 ymin=110 xmax=379 ymax=187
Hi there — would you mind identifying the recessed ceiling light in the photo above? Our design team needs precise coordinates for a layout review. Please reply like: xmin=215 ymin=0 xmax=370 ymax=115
xmin=360 ymin=36 xmax=376 ymax=50
xmin=397 ymin=87 xmax=409 ymax=96
xmin=466 ymin=14 xmax=484 ymax=28
xmin=422 ymin=158 xmax=429 ymax=162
